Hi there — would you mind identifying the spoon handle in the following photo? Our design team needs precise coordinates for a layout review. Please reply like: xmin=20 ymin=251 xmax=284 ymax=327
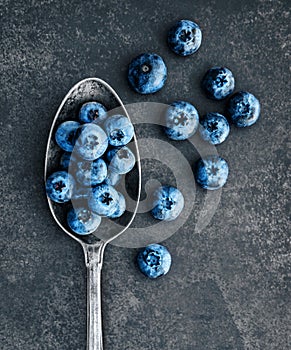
xmin=84 ymin=243 xmax=106 ymax=350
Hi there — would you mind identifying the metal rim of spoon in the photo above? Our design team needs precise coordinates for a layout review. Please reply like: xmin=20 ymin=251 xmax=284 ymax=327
xmin=44 ymin=77 xmax=142 ymax=350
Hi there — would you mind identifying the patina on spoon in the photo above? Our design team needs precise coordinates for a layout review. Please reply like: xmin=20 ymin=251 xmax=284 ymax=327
xmin=44 ymin=78 xmax=141 ymax=350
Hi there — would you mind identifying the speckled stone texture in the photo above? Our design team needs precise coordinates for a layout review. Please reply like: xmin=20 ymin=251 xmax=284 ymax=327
xmin=1 ymin=0 xmax=290 ymax=349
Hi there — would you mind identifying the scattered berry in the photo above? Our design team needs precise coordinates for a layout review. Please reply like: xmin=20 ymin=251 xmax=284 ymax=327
xmin=151 ymin=186 xmax=184 ymax=221
xmin=195 ymin=155 xmax=229 ymax=190
xmin=168 ymin=19 xmax=202 ymax=56
xmin=199 ymin=112 xmax=230 ymax=145
xmin=137 ymin=244 xmax=172 ymax=279
xmin=226 ymin=91 xmax=260 ymax=127
xmin=128 ymin=53 xmax=167 ymax=94
xmin=165 ymin=100 xmax=199 ymax=140
xmin=202 ymin=67 xmax=235 ymax=100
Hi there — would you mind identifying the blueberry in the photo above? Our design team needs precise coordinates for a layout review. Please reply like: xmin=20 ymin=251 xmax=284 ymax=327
xmin=75 ymin=158 xmax=107 ymax=186
xmin=79 ymin=101 xmax=107 ymax=124
xmin=226 ymin=91 xmax=260 ymax=127
xmin=137 ymin=244 xmax=172 ymax=279
xmin=151 ymin=186 xmax=184 ymax=221
xmin=88 ymin=184 xmax=120 ymax=217
xmin=104 ymin=171 xmax=122 ymax=186
xmin=194 ymin=155 xmax=229 ymax=190
xmin=104 ymin=115 xmax=134 ymax=147
xmin=165 ymin=101 xmax=199 ymax=140
xmin=108 ymin=192 xmax=126 ymax=219
xmin=75 ymin=123 xmax=108 ymax=161
xmin=60 ymin=152 xmax=77 ymax=169
xmin=67 ymin=207 xmax=101 ymax=235
xmin=202 ymin=67 xmax=235 ymax=100
xmin=107 ymin=146 xmax=135 ymax=174
xmin=168 ymin=19 xmax=202 ymax=56
xmin=199 ymin=113 xmax=230 ymax=145
xmin=46 ymin=171 xmax=75 ymax=203
xmin=55 ymin=121 xmax=80 ymax=152
xmin=128 ymin=53 xmax=167 ymax=94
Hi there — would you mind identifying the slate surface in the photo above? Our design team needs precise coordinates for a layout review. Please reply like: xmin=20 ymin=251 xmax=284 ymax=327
xmin=1 ymin=0 xmax=290 ymax=349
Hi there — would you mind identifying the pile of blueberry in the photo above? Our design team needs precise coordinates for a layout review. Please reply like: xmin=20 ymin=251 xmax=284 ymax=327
xmin=46 ymin=103 xmax=138 ymax=235
xmin=129 ymin=19 xmax=261 ymax=279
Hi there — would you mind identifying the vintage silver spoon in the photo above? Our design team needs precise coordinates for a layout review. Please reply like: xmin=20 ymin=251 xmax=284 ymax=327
xmin=44 ymin=78 xmax=141 ymax=350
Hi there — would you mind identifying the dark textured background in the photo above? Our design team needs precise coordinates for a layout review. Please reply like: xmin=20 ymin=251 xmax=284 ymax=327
xmin=1 ymin=0 xmax=290 ymax=349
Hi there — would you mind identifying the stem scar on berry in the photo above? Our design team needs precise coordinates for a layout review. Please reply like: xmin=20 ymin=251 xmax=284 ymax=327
xmin=180 ymin=28 xmax=196 ymax=42
xmin=110 ymin=130 xmax=124 ymax=141
xmin=141 ymin=64 xmax=150 ymax=73
xmin=210 ymin=165 xmax=218 ymax=176
xmin=88 ymin=109 xmax=99 ymax=120
xmin=101 ymin=193 xmax=113 ymax=205
xmin=54 ymin=181 xmax=66 ymax=192
xmin=78 ymin=210 xmax=91 ymax=223
xmin=208 ymin=121 xmax=218 ymax=132
xmin=174 ymin=113 xmax=188 ymax=126
xmin=86 ymin=135 xmax=99 ymax=148
xmin=118 ymin=149 xmax=129 ymax=159
xmin=146 ymin=252 xmax=161 ymax=267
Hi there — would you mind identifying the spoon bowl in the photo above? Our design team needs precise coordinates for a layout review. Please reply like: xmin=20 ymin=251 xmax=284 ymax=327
xmin=44 ymin=78 xmax=141 ymax=350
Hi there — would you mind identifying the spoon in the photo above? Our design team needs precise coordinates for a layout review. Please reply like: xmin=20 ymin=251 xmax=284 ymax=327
xmin=44 ymin=78 xmax=141 ymax=350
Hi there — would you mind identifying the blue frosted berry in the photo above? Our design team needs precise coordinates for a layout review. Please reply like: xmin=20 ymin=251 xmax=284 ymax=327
xmin=168 ymin=20 xmax=202 ymax=56
xmin=79 ymin=102 xmax=107 ymax=124
xmin=128 ymin=53 xmax=167 ymax=94
xmin=55 ymin=121 xmax=80 ymax=152
xmin=137 ymin=244 xmax=172 ymax=279
xmin=109 ymin=192 xmax=126 ymax=219
xmin=226 ymin=91 xmax=260 ymax=127
xmin=104 ymin=115 xmax=134 ymax=147
xmin=199 ymin=113 xmax=230 ymax=145
xmin=165 ymin=101 xmax=199 ymax=140
xmin=195 ymin=155 xmax=229 ymax=190
xmin=107 ymin=146 xmax=135 ymax=174
xmin=104 ymin=171 xmax=122 ymax=186
xmin=75 ymin=123 xmax=108 ymax=161
xmin=67 ymin=207 xmax=101 ymax=235
xmin=88 ymin=184 xmax=120 ymax=217
xmin=76 ymin=158 xmax=107 ymax=186
xmin=202 ymin=67 xmax=235 ymax=100
xmin=46 ymin=171 xmax=75 ymax=203
xmin=151 ymin=186 xmax=184 ymax=221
